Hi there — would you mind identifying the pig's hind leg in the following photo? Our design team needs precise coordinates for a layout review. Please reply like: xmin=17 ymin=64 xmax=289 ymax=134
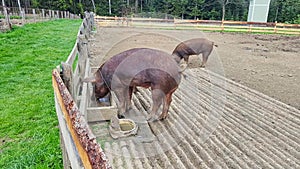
xmin=147 ymin=88 xmax=164 ymax=121
xmin=200 ymin=48 xmax=213 ymax=68
xmin=159 ymin=87 xmax=177 ymax=120
xmin=126 ymin=86 xmax=134 ymax=111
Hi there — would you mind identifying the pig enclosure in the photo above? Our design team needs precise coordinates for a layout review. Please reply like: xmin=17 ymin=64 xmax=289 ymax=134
xmin=53 ymin=15 xmax=300 ymax=168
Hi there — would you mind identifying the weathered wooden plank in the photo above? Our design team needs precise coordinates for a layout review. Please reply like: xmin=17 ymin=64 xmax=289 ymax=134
xmin=61 ymin=62 xmax=74 ymax=96
xmin=87 ymin=107 xmax=118 ymax=122
xmin=53 ymin=72 xmax=92 ymax=169
xmin=54 ymin=94 xmax=84 ymax=169
xmin=79 ymin=57 xmax=92 ymax=119
xmin=52 ymin=69 xmax=111 ymax=169
xmin=66 ymin=42 xmax=79 ymax=65
xmin=73 ymin=59 xmax=81 ymax=102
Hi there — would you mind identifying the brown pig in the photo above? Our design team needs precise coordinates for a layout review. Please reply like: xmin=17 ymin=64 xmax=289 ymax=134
xmin=84 ymin=48 xmax=182 ymax=121
xmin=172 ymin=38 xmax=217 ymax=68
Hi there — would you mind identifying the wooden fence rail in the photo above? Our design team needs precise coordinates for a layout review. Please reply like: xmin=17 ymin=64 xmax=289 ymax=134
xmin=95 ymin=16 xmax=300 ymax=35
xmin=0 ymin=6 xmax=80 ymax=31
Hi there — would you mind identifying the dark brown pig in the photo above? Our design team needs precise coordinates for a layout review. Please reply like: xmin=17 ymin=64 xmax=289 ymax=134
xmin=84 ymin=48 xmax=181 ymax=121
xmin=172 ymin=38 xmax=217 ymax=68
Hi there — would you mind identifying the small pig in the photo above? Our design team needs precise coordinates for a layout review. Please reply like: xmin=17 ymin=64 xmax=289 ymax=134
xmin=172 ymin=38 xmax=217 ymax=68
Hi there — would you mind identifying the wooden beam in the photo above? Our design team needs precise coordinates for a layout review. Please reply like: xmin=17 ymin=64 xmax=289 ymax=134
xmin=52 ymin=69 xmax=111 ymax=169
xmin=55 ymin=95 xmax=83 ymax=168
xmin=52 ymin=71 xmax=93 ymax=169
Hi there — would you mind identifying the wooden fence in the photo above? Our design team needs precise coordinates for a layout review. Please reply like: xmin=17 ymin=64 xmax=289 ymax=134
xmin=52 ymin=12 xmax=112 ymax=169
xmin=95 ymin=16 xmax=300 ymax=35
xmin=0 ymin=6 xmax=80 ymax=31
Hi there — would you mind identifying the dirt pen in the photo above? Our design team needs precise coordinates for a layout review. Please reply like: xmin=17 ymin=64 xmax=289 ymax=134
xmin=53 ymin=14 xmax=300 ymax=168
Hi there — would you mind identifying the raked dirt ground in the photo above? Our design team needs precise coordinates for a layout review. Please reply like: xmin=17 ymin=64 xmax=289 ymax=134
xmin=88 ymin=26 xmax=300 ymax=168
xmin=89 ymin=27 xmax=300 ymax=110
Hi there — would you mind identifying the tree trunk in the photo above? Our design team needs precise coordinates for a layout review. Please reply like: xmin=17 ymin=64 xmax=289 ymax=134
xmin=91 ymin=0 xmax=96 ymax=13
xmin=135 ymin=0 xmax=138 ymax=13
xmin=221 ymin=0 xmax=231 ymax=21
xmin=222 ymin=2 xmax=225 ymax=22
xmin=140 ymin=0 xmax=142 ymax=13
xmin=24 ymin=0 xmax=30 ymax=13
xmin=17 ymin=0 xmax=25 ymax=24
xmin=17 ymin=0 xmax=22 ymax=14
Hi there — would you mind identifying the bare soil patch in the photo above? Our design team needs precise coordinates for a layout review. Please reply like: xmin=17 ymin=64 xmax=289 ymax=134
xmin=205 ymin=32 xmax=300 ymax=110
xmin=90 ymin=27 xmax=300 ymax=110
xmin=88 ymin=26 xmax=300 ymax=168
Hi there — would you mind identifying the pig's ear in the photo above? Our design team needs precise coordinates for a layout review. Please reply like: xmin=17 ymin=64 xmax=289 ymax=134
xmin=83 ymin=76 xmax=96 ymax=83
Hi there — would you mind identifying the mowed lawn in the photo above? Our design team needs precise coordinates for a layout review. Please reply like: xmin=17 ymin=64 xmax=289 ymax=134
xmin=0 ymin=19 xmax=82 ymax=168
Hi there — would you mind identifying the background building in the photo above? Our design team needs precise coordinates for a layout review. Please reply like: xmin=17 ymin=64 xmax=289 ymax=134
xmin=247 ymin=0 xmax=271 ymax=22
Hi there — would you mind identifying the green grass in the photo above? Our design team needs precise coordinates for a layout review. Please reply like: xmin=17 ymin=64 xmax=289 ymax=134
xmin=0 ymin=19 xmax=82 ymax=168
xmin=0 ymin=15 xmax=22 ymax=19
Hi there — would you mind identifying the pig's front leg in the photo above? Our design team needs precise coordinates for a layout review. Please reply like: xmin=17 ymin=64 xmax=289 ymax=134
xmin=114 ymin=88 xmax=126 ymax=119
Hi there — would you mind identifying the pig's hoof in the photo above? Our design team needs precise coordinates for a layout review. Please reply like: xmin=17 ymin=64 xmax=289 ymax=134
xmin=146 ymin=115 xmax=153 ymax=121
xmin=126 ymin=106 xmax=133 ymax=112
xmin=117 ymin=114 xmax=125 ymax=119
xmin=182 ymin=73 xmax=188 ymax=79
xmin=147 ymin=115 xmax=158 ymax=122
xmin=158 ymin=115 xmax=168 ymax=121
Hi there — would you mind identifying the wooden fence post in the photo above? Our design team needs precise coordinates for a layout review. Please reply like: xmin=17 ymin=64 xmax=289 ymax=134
xmin=22 ymin=8 xmax=25 ymax=24
xmin=90 ymin=13 xmax=95 ymax=30
xmin=52 ymin=10 xmax=55 ymax=19
xmin=174 ymin=18 xmax=176 ymax=29
xmin=32 ymin=9 xmax=36 ymax=22
xmin=61 ymin=63 xmax=74 ymax=96
xmin=78 ymin=35 xmax=89 ymax=63
xmin=274 ymin=21 xmax=277 ymax=33
xmin=2 ymin=0 xmax=12 ymax=30
xmin=221 ymin=19 xmax=224 ymax=31
xmin=42 ymin=9 xmax=45 ymax=19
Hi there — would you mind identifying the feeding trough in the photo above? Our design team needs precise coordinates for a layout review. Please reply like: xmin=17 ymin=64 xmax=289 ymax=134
xmin=109 ymin=117 xmax=138 ymax=139
xmin=119 ymin=119 xmax=137 ymax=131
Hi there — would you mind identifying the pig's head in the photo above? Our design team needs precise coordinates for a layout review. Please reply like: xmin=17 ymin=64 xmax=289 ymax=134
xmin=83 ymin=69 xmax=110 ymax=99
